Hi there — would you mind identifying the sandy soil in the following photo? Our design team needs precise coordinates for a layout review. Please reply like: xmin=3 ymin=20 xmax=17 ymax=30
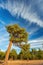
xmin=0 ymin=60 xmax=43 ymax=65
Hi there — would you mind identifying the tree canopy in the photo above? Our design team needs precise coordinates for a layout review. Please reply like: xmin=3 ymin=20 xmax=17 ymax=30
xmin=6 ymin=24 xmax=28 ymax=47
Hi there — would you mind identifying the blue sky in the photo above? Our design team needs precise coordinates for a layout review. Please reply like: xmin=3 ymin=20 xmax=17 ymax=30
xmin=0 ymin=0 xmax=43 ymax=53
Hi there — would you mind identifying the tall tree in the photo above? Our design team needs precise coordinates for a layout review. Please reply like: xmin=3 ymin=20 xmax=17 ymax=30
xmin=31 ymin=49 xmax=37 ymax=60
xmin=4 ymin=24 xmax=28 ymax=65
xmin=37 ymin=49 xmax=43 ymax=59
xmin=18 ymin=44 xmax=30 ymax=60
xmin=9 ymin=49 xmax=17 ymax=60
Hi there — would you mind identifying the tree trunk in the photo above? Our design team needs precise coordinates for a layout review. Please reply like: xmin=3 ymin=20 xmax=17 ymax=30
xmin=4 ymin=41 xmax=12 ymax=65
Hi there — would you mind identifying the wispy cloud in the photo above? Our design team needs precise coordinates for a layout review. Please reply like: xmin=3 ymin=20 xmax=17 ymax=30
xmin=0 ymin=33 xmax=9 ymax=39
xmin=0 ymin=27 xmax=6 ymax=32
xmin=0 ymin=0 xmax=43 ymax=51
xmin=29 ymin=37 xmax=43 ymax=49
xmin=29 ymin=37 xmax=43 ymax=44
xmin=0 ymin=0 xmax=43 ymax=27
xmin=29 ymin=28 xmax=39 ymax=35
xmin=29 ymin=39 xmax=43 ymax=43
xmin=0 ymin=38 xmax=9 ymax=43
xmin=0 ymin=20 xmax=6 ymax=25
xmin=0 ymin=34 xmax=9 ymax=44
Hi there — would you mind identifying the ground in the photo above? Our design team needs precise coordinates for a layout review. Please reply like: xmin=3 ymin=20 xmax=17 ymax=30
xmin=0 ymin=60 xmax=43 ymax=65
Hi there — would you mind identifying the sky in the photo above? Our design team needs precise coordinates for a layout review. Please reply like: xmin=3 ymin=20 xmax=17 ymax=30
xmin=0 ymin=0 xmax=43 ymax=53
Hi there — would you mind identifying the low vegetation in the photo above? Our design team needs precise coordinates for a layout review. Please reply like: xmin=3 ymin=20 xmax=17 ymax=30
xmin=0 ymin=44 xmax=43 ymax=60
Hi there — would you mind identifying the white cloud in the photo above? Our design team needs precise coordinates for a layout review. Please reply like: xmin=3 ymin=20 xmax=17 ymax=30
xmin=0 ymin=0 xmax=43 ymax=27
xmin=0 ymin=34 xmax=9 ymax=44
xmin=0 ymin=27 xmax=6 ymax=31
xmin=0 ymin=20 xmax=6 ymax=25
xmin=0 ymin=34 xmax=9 ymax=39
xmin=29 ymin=36 xmax=43 ymax=44
xmin=28 ymin=37 xmax=43 ymax=49
xmin=0 ymin=38 xmax=9 ymax=43
xmin=29 ymin=27 xmax=39 ymax=35
xmin=29 ymin=39 xmax=43 ymax=43
xmin=36 ymin=0 xmax=43 ymax=12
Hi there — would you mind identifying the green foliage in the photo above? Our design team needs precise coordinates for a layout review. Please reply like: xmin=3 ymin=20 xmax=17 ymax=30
xmin=0 ymin=48 xmax=43 ymax=60
xmin=9 ymin=49 xmax=17 ymax=60
xmin=30 ymin=49 xmax=43 ymax=60
xmin=37 ymin=49 xmax=43 ymax=59
xmin=21 ymin=44 xmax=30 ymax=51
xmin=31 ymin=49 xmax=37 ymax=59
xmin=18 ymin=44 xmax=30 ymax=60
xmin=6 ymin=24 xmax=28 ymax=44
xmin=0 ymin=50 xmax=5 ymax=60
